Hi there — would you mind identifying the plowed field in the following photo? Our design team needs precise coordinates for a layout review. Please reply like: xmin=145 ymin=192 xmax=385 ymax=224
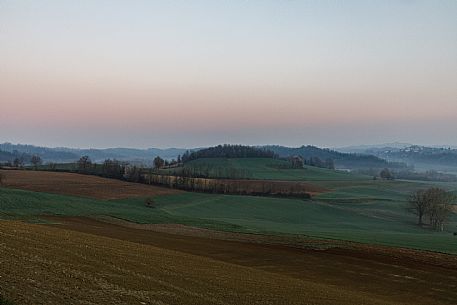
xmin=0 ymin=220 xmax=402 ymax=305
xmin=0 ymin=169 xmax=178 ymax=199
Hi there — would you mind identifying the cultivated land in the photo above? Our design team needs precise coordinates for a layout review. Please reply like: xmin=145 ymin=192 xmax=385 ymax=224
xmin=1 ymin=162 xmax=457 ymax=304
xmin=1 ymin=167 xmax=457 ymax=253
xmin=0 ymin=169 xmax=177 ymax=199
xmin=0 ymin=221 xmax=378 ymax=305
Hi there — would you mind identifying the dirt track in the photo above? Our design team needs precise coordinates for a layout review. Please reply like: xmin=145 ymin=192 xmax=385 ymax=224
xmin=42 ymin=216 xmax=457 ymax=305
xmin=0 ymin=169 xmax=178 ymax=199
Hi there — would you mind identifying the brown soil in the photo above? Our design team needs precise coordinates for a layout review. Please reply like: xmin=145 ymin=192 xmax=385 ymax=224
xmin=1 ymin=220 xmax=399 ymax=305
xmin=0 ymin=169 xmax=179 ymax=199
xmin=38 ymin=216 xmax=457 ymax=305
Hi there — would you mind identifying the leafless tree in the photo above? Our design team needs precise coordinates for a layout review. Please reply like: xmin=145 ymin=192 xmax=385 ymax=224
xmin=13 ymin=157 xmax=24 ymax=168
xmin=427 ymin=188 xmax=454 ymax=231
xmin=77 ymin=156 xmax=92 ymax=170
xmin=408 ymin=189 xmax=430 ymax=225
xmin=380 ymin=168 xmax=393 ymax=180
xmin=31 ymin=155 xmax=42 ymax=169
xmin=409 ymin=188 xmax=455 ymax=231
xmin=153 ymin=156 xmax=165 ymax=170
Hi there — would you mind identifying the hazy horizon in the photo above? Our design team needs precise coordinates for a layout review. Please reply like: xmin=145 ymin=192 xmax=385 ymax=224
xmin=2 ymin=1 xmax=457 ymax=148
xmin=1 ymin=139 xmax=454 ymax=151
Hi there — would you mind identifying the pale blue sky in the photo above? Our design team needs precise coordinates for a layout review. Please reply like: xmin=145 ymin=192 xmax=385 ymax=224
xmin=1 ymin=1 xmax=456 ymax=148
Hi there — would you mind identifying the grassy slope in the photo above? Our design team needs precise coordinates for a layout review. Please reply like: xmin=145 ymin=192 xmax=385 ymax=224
xmin=162 ymin=157 xmax=369 ymax=182
xmin=3 ymin=183 xmax=457 ymax=253
xmin=153 ymin=191 xmax=457 ymax=254
xmin=158 ymin=160 xmax=457 ymax=253
xmin=0 ymin=187 xmax=240 ymax=231
xmin=2 ymin=160 xmax=457 ymax=254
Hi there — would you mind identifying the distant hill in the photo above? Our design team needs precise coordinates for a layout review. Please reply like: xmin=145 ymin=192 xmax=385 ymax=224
xmin=1 ymin=142 xmax=406 ymax=170
xmin=0 ymin=143 xmax=191 ymax=165
xmin=263 ymin=145 xmax=406 ymax=170
xmin=336 ymin=142 xmax=413 ymax=154
xmin=334 ymin=144 xmax=457 ymax=172
xmin=0 ymin=149 xmax=33 ymax=164
xmin=358 ymin=145 xmax=457 ymax=172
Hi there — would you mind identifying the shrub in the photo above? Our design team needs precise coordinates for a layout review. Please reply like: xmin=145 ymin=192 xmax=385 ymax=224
xmin=144 ymin=197 xmax=155 ymax=208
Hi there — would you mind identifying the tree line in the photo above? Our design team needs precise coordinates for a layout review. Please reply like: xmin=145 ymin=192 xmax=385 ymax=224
xmin=147 ymin=174 xmax=312 ymax=198
xmin=78 ymin=156 xmax=144 ymax=183
xmin=0 ymin=151 xmax=42 ymax=169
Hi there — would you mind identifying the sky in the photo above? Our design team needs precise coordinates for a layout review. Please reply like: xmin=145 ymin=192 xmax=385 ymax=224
xmin=1 ymin=0 xmax=457 ymax=149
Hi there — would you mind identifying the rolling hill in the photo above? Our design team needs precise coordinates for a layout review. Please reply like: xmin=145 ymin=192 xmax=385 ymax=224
xmin=1 ymin=142 xmax=408 ymax=170
xmin=2 ymin=169 xmax=457 ymax=254
xmin=166 ymin=157 xmax=370 ymax=181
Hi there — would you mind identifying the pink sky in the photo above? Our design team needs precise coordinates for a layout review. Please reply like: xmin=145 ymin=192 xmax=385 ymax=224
xmin=1 ymin=1 xmax=457 ymax=148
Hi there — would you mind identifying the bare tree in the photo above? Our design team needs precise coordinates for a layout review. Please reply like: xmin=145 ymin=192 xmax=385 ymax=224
xmin=380 ymin=168 xmax=393 ymax=180
xmin=408 ymin=189 xmax=429 ymax=225
xmin=153 ymin=156 xmax=165 ymax=170
xmin=77 ymin=156 xmax=92 ymax=171
xmin=409 ymin=188 xmax=455 ymax=231
xmin=427 ymin=188 xmax=454 ymax=231
xmin=31 ymin=155 xmax=42 ymax=169
xmin=13 ymin=157 xmax=24 ymax=168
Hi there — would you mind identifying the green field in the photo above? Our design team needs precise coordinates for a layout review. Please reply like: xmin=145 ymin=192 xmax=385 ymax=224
xmin=0 ymin=187 xmax=240 ymax=230
xmin=161 ymin=157 xmax=370 ymax=182
xmin=3 ymin=157 xmax=457 ymax=254
xmin=2 ymin=174 xmax=457 ymax=254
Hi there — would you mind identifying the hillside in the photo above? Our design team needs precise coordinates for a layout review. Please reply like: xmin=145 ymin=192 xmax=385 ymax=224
xmin=1 ymin=142 xmax=407 ymax=170
xmin=2 ymin=169 xmax=457 ymax=253
xmin=263 ymin=145 xmax=406 ymax=169
xmin=169 ymin=157 xmax=369 ymax=181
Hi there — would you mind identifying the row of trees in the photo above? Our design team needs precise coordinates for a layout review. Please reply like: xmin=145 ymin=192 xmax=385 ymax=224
xmin=147 ymin=174 xmax=311 ymax=198
xmin=1 ymin=154 xmax=43 ymax=168
xmin=409 ymin=188 xmax=454 ymax=231
xmin=180 ymin=164 xmax=253 ymax=179
xmin=153 ymin=156 xmax=181 ymax=169
xmin=304 ymin=157 xmax=335 ymax=169
xmin=285 ymin=156 xmax=335 ymax=169
xmin=74 ymin=156 xmax=143 ymax=183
